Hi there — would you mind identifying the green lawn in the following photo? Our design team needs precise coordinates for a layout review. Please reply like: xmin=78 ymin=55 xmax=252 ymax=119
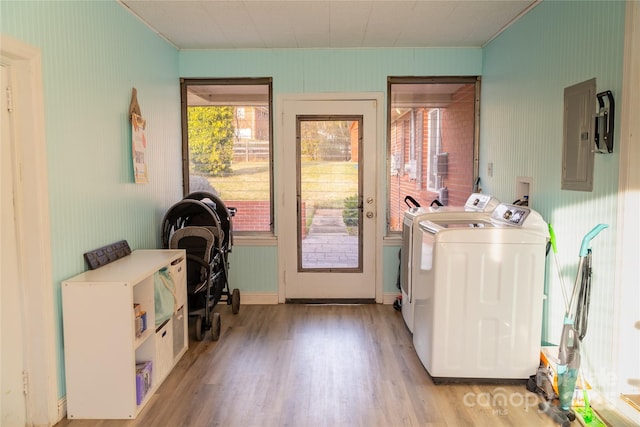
xmin=207 ymin=161 xmax=271 ymax=201
xmin=206 ymin=160 xmax=358 ymax=208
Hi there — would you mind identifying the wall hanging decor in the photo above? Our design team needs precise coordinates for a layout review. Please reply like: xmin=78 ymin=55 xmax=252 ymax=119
xmin=129 ymin=88 xmax=148 ymax=183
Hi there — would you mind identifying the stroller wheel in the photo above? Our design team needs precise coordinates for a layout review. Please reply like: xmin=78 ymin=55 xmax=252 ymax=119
xmin=231 ymin=288 xmax=241 ymax=314
xmin=194 ymin=315 xmax=204 ymax=341
xmin=211 ymin=312 xmax=221 ymax=341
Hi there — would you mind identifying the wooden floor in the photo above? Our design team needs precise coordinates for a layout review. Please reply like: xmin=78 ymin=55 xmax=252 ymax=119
xmin=56 ymin=304 xmax=565 ymax=427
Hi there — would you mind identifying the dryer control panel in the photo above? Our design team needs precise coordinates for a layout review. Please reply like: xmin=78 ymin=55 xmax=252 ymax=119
xmin=490 ymin=203 xmax=530 ymax=226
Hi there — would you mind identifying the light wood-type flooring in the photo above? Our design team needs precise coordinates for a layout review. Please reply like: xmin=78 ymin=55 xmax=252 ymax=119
xmin=55 ymin=304 xmax=570 ymax=427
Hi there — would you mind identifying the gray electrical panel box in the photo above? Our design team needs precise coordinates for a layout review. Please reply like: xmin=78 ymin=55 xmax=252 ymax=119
xmin=562 ymin=78 xmax=596 ymax=191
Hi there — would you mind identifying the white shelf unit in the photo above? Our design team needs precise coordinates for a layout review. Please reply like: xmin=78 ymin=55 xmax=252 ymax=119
xmin=62 ymin=249 xmax=188 ymax=419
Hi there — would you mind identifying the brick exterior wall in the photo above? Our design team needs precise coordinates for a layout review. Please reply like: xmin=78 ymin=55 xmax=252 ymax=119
xmin=225 ymin=200 xmax=271 ymax=232
xmin=388 ymin=84 xmax=476 ymax=231
xmin=350 ymin=121 xmax=359 ymax=162
xmin=441 ymin=85 xmax=475 ymax=207
xmin=225 ymin=200 xmax=307 ymax=238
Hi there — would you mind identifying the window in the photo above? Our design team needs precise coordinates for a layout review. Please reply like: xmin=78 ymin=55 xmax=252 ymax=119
xmin=387 ymin=77 xmax=480 ymax=232
xmin=180 ymin=78 xmax=273 ymax=233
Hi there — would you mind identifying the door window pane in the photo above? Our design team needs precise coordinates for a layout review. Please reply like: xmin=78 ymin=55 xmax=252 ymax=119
xmin=297 ymin=118 xmax=362 ymax=271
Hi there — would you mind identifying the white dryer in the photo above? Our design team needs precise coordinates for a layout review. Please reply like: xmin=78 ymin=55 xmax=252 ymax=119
xmin=412 ymin=203 xmax=549 ymax=382
xmin=400 ymin=193 xmax=499 ymax=332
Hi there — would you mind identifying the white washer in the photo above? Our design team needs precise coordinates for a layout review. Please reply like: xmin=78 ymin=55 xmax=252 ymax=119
xmin=400 ymin=193 xmax=499 ymax=332
xmin=412 ymin=203 xmax=549 ymax=382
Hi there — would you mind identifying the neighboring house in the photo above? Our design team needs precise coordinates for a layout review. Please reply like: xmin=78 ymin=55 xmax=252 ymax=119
xmin=233 ymin=106 xmax=270 ymax=162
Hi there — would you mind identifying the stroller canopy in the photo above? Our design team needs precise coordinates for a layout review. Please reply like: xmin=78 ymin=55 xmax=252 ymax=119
xmin=184 ymin=192 xmax=234 ymax=250
xmin=161 ymin=199 xmax=223 ymax=250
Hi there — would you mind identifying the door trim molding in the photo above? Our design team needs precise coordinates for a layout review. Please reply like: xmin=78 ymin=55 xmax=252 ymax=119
xmin=276 ymin=93 xmax=385 ymax=303
xmin=1 ymin=35 xmax=59 ymax=425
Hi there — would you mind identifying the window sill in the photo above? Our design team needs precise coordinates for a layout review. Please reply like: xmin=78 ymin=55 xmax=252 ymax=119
xmin=383 ymin=235 xmax=402 ymax=246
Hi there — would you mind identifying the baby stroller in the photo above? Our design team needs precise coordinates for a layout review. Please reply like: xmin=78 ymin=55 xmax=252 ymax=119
xmin=162 ymin=193 xmax=240 ymax=341
xmin=184 ymin=191 xmax=236 ymax=252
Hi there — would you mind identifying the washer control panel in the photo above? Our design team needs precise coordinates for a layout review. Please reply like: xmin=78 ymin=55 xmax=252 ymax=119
xmin=490 ymin=203 xmax=530 ymax=226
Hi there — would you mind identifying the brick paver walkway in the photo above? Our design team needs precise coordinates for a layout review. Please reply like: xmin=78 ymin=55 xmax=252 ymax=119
xmin=301 ymin=209 xmax=358 ymax=269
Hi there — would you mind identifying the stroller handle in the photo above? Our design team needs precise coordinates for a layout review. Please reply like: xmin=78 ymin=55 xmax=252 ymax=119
xmin=580 ymin=224 xmax=608 ymax=256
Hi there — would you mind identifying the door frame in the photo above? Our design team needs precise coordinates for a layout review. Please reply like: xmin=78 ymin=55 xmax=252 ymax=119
xmin=276 ymin=93 xmax=385 ymax=303
xmin=613 ymin=1 xmax=640 ymax=423
xmin=1 ymin=35 xmax=59 ymax=425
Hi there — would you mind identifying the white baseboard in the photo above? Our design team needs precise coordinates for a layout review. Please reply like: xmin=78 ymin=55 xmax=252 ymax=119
xmin=383 ymin=292 xmax=401 ymax=305
xmin=238 ymin=292 xmax=398 ymax=305
xmin=239 ymin=292 xmax=279 ymax=305
xmin=57 ymin=397 xmax=66 ymax=424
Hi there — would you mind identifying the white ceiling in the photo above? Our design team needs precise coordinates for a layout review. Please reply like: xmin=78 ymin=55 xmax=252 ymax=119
xmin=119 ymin=0 xmax=540 ymax=50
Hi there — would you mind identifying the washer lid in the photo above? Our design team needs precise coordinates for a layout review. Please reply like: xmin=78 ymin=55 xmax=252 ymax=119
xmin=418 ymin=219 xmax=548 ymax=244
xmin=419 ymin=219 xmax=495 ymax=234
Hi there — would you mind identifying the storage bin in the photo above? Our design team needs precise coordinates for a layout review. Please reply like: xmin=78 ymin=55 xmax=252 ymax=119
xmin=155 ymin=320 xmax=173 ymax=381
xmin=135 ymin=361 xmax=152 ymax=405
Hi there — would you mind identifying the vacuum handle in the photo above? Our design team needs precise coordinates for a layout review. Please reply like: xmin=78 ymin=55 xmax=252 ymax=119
xmin=580 ymin=224 xmax=608 ymax=256
xmin=548 ymin=224 xmax=558 ymax=254
xmin=404 ymin=195 xmax=421 ymax=208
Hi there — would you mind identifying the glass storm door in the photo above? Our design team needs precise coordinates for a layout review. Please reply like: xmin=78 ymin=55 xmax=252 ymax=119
xmin=280 ymin=99 xmax=378 ymax=300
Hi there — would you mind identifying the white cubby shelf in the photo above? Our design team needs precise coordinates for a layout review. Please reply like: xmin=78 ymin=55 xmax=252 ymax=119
xmin=62 ymin=249 xmax=188 ymax=419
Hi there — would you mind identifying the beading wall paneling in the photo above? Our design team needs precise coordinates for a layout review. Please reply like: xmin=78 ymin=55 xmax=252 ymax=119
xmin=480 ymin=0 xmax=625 ymax=401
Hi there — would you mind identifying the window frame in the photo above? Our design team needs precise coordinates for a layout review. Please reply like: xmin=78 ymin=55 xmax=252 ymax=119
xmin=180 ymin=77 xmax=275 ymax=235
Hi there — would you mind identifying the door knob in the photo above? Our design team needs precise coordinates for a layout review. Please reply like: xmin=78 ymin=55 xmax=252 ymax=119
xmin=366 ymin=211 xmax=374 ymax=218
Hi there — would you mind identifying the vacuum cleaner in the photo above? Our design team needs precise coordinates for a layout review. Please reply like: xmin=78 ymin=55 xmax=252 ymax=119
xmin=541 ymin=223 xmax=608 ymax=426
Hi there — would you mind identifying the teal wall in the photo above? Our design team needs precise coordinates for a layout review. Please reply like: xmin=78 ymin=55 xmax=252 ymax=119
xmin=2 ymin=1 xmax=181 ymax=397
xmin=481 ymin=0 xmax=625 ymax=399
xmin=228 ymin=246 xmax=278 ymax=294
xmin=180 ymin=47 xmax=482 ymax=295
xmin=180 ymin=48 xmax=482 ymax=92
